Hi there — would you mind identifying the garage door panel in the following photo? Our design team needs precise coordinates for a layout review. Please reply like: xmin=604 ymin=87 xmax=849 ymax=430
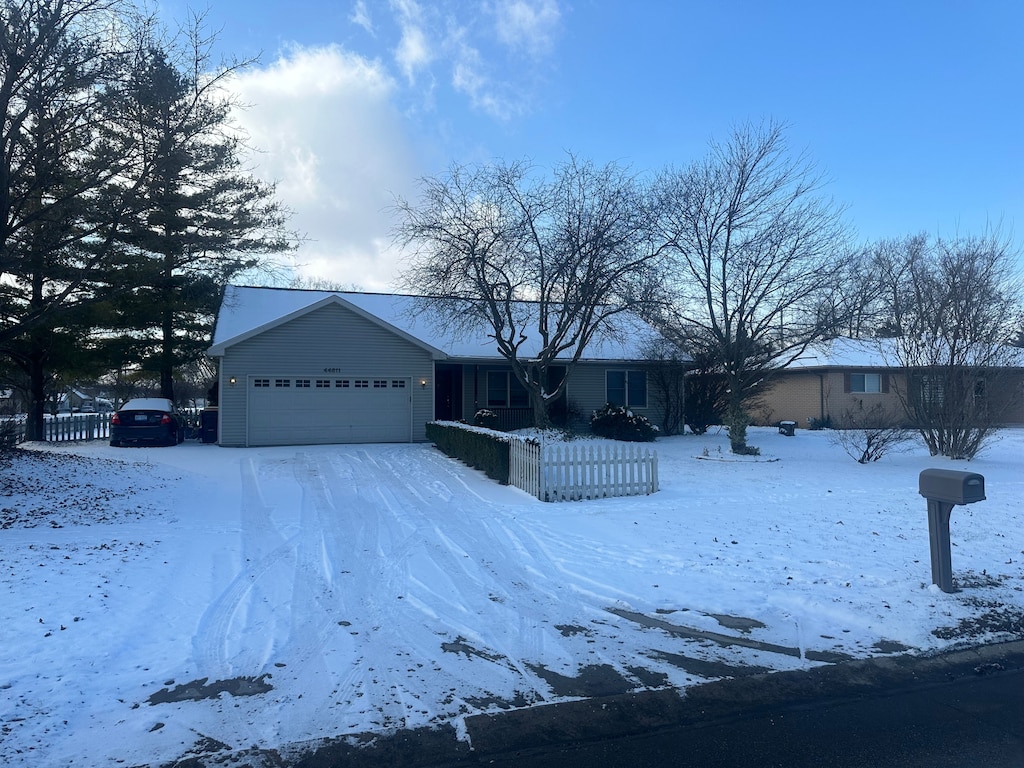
xmin=247 ymin=377 xmax=412 ymax=445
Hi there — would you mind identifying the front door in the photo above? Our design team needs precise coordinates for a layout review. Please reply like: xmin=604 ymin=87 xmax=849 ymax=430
xmin=434 ymin=364 xmax=463 ymax=421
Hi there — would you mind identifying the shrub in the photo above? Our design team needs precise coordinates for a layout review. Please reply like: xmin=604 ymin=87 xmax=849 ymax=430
xmin=0 ymin=417 xmax=22 ymax=448
xmin=829 ymin=403 xmax=915 ymax=463
xmin=590 ymin=404 xmax=658 ymax=442
xmin=726 ymin=408 xmax=760 ymax=455
xmin=473 ymin=408 xmax=501 ymax=430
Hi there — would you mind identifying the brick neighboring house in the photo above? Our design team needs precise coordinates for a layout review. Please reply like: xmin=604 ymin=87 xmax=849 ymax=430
xmin=752 ymin=337 xmax=1024 ymax=429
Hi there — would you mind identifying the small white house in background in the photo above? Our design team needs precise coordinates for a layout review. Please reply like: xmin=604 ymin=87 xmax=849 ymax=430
xmin=207 ymin=285 xmax=669 ymax=447
xmin=58 ymin=389 xmax=113 ymax=413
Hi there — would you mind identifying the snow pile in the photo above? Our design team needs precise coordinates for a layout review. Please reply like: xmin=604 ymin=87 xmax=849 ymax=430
xmin=1 ymin=428 xmax=1022 ymax=766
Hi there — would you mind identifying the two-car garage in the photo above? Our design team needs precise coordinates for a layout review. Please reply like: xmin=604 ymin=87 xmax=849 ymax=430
xmin=209 ymin=289 xmax=440 ymax=447
xmin=246 ymin=375 xmax=413 ymax=446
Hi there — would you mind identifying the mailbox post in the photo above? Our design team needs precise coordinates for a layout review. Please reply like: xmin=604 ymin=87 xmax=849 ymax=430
xmin=918 ymin=469 xmax=986 ymax=593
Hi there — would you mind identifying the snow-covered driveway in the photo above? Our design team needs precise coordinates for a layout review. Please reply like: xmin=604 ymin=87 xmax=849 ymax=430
xmin=2 ymin=429 xmax=1023 ymax=766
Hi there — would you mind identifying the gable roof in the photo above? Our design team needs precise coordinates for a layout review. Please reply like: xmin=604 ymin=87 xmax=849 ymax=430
xmin=208 ymin=290 xmax=446 ymax=358
xmin=209 ymin=285 xmax=666 ymax=362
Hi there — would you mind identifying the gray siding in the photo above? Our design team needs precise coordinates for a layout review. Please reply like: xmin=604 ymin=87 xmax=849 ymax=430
xmin=217 ymin=303 xmax=435 ymax=446
xmin=448 ymin=361 xmax=659 ymax=427
xmin=565 ymin=363 xmax=657 ymax=420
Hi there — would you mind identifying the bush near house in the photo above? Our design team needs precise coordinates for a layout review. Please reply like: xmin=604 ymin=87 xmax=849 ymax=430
xmin=473 ymin=409 xmax=500 ymax=430
xmin=426 ymin=421 xmax=510 ymax=483
xmin=590 ymin=404 xmax=658 ymax=442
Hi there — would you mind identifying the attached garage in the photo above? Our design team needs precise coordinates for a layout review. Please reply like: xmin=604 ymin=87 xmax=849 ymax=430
xmin=209 ymin=288 xmax=441 ymax=447
xmin=247 ymin=375 xmax=412 ymax=446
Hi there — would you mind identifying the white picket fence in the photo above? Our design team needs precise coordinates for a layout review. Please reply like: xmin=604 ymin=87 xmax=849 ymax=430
xmin=509 ymin=438 xmax=658 ymax=502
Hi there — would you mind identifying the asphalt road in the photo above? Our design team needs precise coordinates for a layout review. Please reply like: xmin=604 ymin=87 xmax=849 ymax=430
xmin=290 ymin=640 xmax=1024 ymax=768
xmin=473 ymin=666 xmax=1024 ymax=768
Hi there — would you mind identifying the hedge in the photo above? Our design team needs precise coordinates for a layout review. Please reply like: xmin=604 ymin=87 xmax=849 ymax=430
xmin=425 ymin=421 xmax=510 ymax=483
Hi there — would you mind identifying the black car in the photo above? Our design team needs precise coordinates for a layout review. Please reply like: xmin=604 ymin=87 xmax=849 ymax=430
xmin=109 ymin=398 xmax=185 ymax=447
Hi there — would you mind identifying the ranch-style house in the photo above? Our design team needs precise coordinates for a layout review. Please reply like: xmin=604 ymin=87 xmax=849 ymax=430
xmin=207 ymin=285 xmax=667 ymax=446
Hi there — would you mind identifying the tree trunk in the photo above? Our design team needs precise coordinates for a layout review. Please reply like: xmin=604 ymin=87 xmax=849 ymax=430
xmin=530 ymin=387 xmax=551 ymax=430
xmin=25 ymin=350 xmax=47 ymax=442
xmin=159 ymin=264 xmax=175 ymax=401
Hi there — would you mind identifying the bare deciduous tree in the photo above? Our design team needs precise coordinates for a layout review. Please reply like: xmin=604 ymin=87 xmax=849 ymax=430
xmin=643 ymin=337 xmax=687 ymax=436
xmin=394 ymin=155 xmax=662 ymax=428
xmin=881 ymin=231 xmax=1023 ymax=459
xmin=829 ymin=400 xmax=914 ymax=463
xmin=653 ymin=120 xmax=851 ymax=453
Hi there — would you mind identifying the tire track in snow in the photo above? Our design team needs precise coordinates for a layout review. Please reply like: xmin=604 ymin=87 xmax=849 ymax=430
xmin=193 ymin=445 xmax=809 ymax=744
xmin=321 ymin=447 xmax=590 ymax=711
xmin=192 ymin=457 xmax=298 ymax=678
xmin=384 ymin=447 xmax=800 ymax=691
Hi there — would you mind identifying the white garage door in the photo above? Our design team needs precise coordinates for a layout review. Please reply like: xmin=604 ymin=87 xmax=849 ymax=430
xmin=248 ymin=376 xmax=412 ymax=446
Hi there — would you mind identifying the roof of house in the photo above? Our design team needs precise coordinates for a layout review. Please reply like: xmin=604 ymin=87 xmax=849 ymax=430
xmin=785 ymin=337 xmax=897 ymax=369
xmin=209 ymin=285 xmax=667 ymax=362
xmin=786 ymin=336 xmax=1024 ymax=370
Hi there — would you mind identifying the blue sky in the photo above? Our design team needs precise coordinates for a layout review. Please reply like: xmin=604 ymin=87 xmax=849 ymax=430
xmin=155 ymin=0 xmax=1023 ymax=290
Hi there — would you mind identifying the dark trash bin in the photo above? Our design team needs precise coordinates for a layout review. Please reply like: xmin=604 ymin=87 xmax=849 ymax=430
xmin=200 ymin=408 xmax=218 ymax=444
xmin=778 ymin=420 xmax=796 ymax=437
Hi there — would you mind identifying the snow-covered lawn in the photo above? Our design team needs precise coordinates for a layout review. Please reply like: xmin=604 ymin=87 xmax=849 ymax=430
xmin=2 ymin=427 xmax=1023 ymax=766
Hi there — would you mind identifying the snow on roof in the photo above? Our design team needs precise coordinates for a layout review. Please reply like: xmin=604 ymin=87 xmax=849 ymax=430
xmin=786 ymin=336 xmax=1024 ymax=369
xmin=120 ymin=398 xmax=175 ymax=411
xmin=785 ymin=337 xmax=896 ymax=369
xmin=210 ymin=285 xmax=666 ymax=362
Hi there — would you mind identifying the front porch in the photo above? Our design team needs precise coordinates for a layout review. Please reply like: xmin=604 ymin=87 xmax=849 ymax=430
xmin=434 ymin=362 xmax=566 ymax=430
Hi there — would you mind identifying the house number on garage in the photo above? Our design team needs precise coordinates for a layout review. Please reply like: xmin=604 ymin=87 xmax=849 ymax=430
xmin=323 ymin=367 xmax=343 ymax=373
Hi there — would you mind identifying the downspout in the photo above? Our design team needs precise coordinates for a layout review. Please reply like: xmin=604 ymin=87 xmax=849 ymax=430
xmin=817 ymin=372 xmax=826 ymax=425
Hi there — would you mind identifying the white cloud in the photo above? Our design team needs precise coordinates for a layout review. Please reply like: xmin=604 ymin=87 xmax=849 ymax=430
xmin=390 ymin=0 xmax=434 ymax=83
xmin=448 ymin=30 xmax=502 ymax=119
xmin=228 ymin=45 xmax=423 ymax=291
xmin=492 ymin=0 xmax=561 ymax=58
xmin=350 ymin=0 xmax=374 ymax=35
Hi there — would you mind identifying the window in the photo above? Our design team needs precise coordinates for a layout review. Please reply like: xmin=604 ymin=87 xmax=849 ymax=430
xmin=487 ymin=371 xmax=529 ymax=407
xmin=336 ymin=379 xmax=350 ymax=388
xmin=850 ymin=373 xmax=882 ymax=393
xmin=373 ymin=379 xmax=387 ymax=388
xmin=392 ymin=380 xmax=407 ymax=389
xmin=254 ymin=378 xmax=270 ymax=388
xmin=606 ymin=370 xmax=647 ymax=408
xmin=295 ymin=379 xmax=311 ymax=388
xmin=917 ymin=375 xmax=945 ymax=408
xmin=354 ymin=380 xmax=369 ymax=388
xmin=275 ymin=379 xmax=290 ymax=388
xmin=315 ymin=379 xmax=330 ymax=388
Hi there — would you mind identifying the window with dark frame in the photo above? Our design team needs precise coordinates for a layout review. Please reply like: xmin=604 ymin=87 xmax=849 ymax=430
xmin=487 ymin=371 xmax=529 ymax=407
xmin=850 ymin=373 xmax=882 ymax=393
xmin=606 ymin=370 xmax=647 ymax=408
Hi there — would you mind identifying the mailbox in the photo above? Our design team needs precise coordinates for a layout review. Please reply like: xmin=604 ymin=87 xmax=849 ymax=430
xmin=918 ymin=468 xmax=986 ymax=593
xmin=918 ymin=469 xmax=986 ymax=506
